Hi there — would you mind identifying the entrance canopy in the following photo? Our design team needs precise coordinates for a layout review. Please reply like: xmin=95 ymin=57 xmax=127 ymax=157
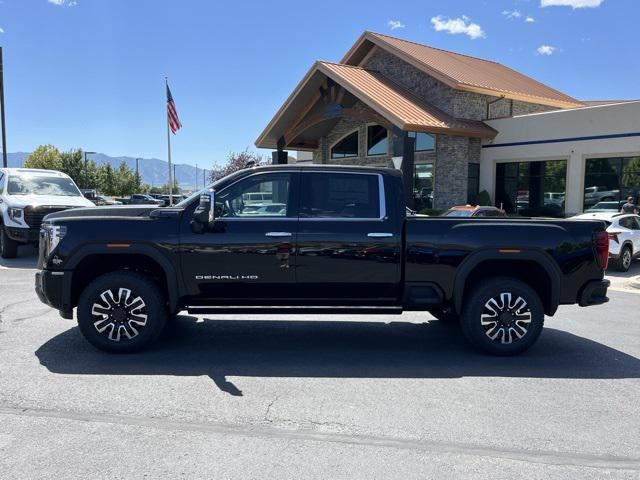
xmin=256 ymin=61 xmax=497 ymax=151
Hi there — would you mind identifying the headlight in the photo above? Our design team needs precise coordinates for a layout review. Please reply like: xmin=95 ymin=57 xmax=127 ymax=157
xmin=8 ymin=207 xmax=23 ymax=221
xmin=41 ymin=224 xmax=67 ymax=257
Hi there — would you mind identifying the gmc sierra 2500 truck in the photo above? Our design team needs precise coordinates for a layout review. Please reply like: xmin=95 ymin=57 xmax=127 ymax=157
xmin=35 ymin=165 xmax=610 ymax=355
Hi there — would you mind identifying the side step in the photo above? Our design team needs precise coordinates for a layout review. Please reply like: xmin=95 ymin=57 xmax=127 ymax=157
xmin=186 ymin=306 xmax=404 ymax=315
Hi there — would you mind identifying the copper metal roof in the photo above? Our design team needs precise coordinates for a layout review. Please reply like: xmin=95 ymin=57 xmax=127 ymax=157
xmin=342 ymin=32 xmax=583 ymax=109
xmin=317 ymin=61 xmax=496 ymax=138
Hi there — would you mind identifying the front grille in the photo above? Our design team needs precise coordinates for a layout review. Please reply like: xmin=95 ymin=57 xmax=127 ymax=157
xmin=23 ymin=206 xmax=74 ymax=230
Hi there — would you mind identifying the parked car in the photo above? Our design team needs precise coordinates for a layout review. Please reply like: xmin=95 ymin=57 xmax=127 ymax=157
xmin=585 ymin=201 xmax=626 ymax=213
xmin=571 ymin=212 xmax=640 ymax=271
xmin=584 ymin=186 xmax=620 ymax=208
xmin=127 ymin=194 xmax=164 ymax=206
xmin=94 ymin=195 xmax=122 ymax=206
xmin=35 ymin=165 xmax=610 ymax=355
xmin=442 ymin=205 xmax=507 ymax=217
xmin=0 ymin=168 xmax=94 ymax=258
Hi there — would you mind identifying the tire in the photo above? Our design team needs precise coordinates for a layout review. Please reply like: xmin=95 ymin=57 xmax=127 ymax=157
xmin=0 ymin=226 xmax=19 ymax=259
xmin=77 ymin=271 xmax=167 ymax=353
xmin=429 ymin=308 xmax=459 ymax=323
xmin=612 ymin=246 xmax=632 ymax=272
xmin=460 ymin=277 xmax=544 ymax=356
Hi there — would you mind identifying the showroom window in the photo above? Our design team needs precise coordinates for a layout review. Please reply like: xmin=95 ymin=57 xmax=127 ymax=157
xmin=413 ymin=163 xmax=434 ymax=210
xmin=408 ymin=132 xmax=435 ymax=152
xmin=495 ymin=160 xmax=567 ymax=217
xmin=467 ymin=163 xmax=480 ymax=204
xmin=367 ymin=125 xmax=388 ymax=156
xmin=584 ymin=157 xmax=640 ymax=210
xmin=331 ymin=131 xmax=359 ymax=159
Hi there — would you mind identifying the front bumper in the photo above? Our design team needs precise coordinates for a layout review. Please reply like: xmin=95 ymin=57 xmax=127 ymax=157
xmin=5 ymin=226 xmax=39 ymax=244
xmin=35 ymin=269 xmax=73 ymax=317
xmin=578 ymin=279 xmax=610 ymax=307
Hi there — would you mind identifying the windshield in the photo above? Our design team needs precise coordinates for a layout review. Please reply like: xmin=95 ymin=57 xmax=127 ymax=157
xmin=442 ymin=209 xmax=474 ymax=217
xmin=7 ymin=175 xmax=82 ymax=197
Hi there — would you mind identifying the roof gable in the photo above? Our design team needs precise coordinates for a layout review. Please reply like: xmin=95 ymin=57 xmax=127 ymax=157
xmin=342 ymin=32 xmax=583 ymax=109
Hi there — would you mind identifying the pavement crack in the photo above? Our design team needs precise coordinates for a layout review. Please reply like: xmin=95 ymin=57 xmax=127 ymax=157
xmin=1 ymin=405 xmax=639 ymax=471
xmin=263 ymin=396 xmax=279 ymax=423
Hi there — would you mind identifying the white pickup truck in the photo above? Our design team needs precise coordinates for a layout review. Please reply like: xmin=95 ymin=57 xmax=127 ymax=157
xmin=0 ymin=168 xmax=94 ymax=258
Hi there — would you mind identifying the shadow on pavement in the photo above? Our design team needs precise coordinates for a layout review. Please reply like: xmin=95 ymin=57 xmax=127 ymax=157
xmin=36 ymin=315 xmax=640 ymax=396
xmin=606 ymin=259 xmax=640 ymax=279
xmin=0 ymin=246 xmax=38 ymax=270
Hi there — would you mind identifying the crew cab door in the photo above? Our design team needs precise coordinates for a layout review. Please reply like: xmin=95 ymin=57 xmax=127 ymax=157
xmin=295 ymin=171 xmax=401 ymax=305
xmin=179 ymin=171 xmax=299 ymax=303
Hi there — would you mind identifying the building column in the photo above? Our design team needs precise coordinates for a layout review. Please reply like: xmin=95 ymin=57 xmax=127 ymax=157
xmin=433 ymin=135 xmax=470 ymax=210
xmin=392 ymin=129 xmax=416 ymax=209
xmin=565 ymin=152 xmax=584 ymax=215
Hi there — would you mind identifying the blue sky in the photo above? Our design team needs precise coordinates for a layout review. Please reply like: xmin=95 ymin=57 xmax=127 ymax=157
xmin=0 ymin=0 xmax=637 ymax=168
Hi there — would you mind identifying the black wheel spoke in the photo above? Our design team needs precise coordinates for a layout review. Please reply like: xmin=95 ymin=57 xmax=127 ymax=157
xmin=481 ymin=292 xmax=531 ymax=344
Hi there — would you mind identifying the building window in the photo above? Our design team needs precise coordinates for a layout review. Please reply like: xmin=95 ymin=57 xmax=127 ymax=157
xmin=495 ymin=160 xmax=567 ymax=217
xmin=584 ymin=157 xmax=640 ymax=210
xmin=467 ymin=163 xmax=480 ymax=204
xmin=367 ymin=125 xmax=388 ymax=156
xmin=413 ymin=163 xmax=434 ymax=210
xmin=408 ymin=132 xmax=435 ymax=152
xmin=331 ymin=131 xmax=359 ymax=159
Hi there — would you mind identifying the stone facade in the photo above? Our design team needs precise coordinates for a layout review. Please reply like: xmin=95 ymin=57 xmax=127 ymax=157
xmin=308 ymin=47 xmax=559 ymax=209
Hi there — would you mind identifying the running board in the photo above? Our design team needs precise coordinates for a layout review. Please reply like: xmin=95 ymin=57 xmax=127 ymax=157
xmin=186 ymin=306 xmax=404 ymax=315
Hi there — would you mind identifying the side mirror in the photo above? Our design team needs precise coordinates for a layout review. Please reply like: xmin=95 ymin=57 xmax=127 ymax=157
xmin=191 ymin=190 xmax=215 ymax=232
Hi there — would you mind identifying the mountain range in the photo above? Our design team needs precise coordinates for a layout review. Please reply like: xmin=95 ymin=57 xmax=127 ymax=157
xmin=5 ymin=152 xmax=208 ymax=191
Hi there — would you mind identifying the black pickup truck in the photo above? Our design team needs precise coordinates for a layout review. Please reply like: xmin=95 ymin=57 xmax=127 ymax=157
xmin=35 ymin=165 xmax=610 ymax=355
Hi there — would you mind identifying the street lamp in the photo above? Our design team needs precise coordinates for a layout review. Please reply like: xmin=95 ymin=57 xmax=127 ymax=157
xmin=83 ymin=151 xmax=96 ymax=189
xmin=135 ymin=158 xmax=141 ymax=187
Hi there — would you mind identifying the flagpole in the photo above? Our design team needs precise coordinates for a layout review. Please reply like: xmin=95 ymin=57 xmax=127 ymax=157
xmin=165 ymin=76 xmax=174 ymax=206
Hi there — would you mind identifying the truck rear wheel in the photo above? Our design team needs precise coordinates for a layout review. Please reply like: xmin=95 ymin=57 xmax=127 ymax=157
xmin=460 ymin=277 xmax=544 ymax=356
xmin=0 ymin=226 xmax=18 ymax=259
xmin=77 ymin=271 xmax=167 ymax=353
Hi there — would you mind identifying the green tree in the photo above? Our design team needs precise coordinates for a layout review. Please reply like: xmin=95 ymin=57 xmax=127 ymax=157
xmin=112 ymin=161 xmax=139 ymax=196
xmin=96 ymin=164 xmax=116 ymax=196
xmin=59 ymin=149 xmax=85 ymax=186
xmin=24 ymin=145 xmax=61 ymax=170
xmin=621 ymin=157 xmax=640 ymax=192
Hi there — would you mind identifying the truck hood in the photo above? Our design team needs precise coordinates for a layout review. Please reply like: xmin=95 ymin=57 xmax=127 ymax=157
xmin=43 ymin=205 xmax=162 ymax=221
xmin=4 ymin=194 xmax=95 ymax=209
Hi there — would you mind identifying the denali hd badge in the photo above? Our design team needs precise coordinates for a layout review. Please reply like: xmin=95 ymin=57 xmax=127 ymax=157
xmin=195 ymin=275 xmax=259 ymax=280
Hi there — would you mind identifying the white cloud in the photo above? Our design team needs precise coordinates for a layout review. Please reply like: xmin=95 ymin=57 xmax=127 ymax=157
xmin=525 ymin=16 xmax=536 ymax=22
xmin=502 ymin=10 xmax=522 ymax=19
xmin=387 ymin=20 xmax=405 ymax=30
xmin=540 ymin=0 xmax=603 ymax=8
xmin=537 ymin=45 xmax=556 ymax=55
xmin=0 ymin=27 xmax=4 ymax=33
xmin=430 ymin=15 xmax=486 ymax=40
xmin=48 ymin=0 xmax=78 ymax=6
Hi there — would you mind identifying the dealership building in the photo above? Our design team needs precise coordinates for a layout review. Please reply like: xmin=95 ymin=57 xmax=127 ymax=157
xmin=256 ymin=31 xmax=640 ymax=215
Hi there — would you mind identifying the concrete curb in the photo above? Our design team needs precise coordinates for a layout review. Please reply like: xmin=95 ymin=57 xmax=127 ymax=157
xmin=630 ymin=276 xmax=640 ymax=290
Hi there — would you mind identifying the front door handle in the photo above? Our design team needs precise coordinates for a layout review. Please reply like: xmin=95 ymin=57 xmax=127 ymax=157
xmin=367 ymin=232 xmax=393 ymax=238
xmin=265 ymin=232 xmax=292 ymax=237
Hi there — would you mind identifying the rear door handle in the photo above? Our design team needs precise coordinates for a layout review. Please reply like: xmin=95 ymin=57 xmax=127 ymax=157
xmin=367 ymin=232 xmax=393 ymax=238
xmin=265 ymin=232 xmax=292 ymax=237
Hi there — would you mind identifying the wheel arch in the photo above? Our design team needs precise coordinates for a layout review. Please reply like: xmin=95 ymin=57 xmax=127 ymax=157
xmin=452 ymin=248 xmax=562 ymax=316
xmin=66 ymin=244 xmax=179 ymax=313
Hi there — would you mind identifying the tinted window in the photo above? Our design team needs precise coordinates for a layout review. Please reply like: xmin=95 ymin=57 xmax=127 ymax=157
xmin=619 ymin=217 xmax=636 ymax=229
xmin=331 ymin=131 xmax=358 ymax=159
xmin=367 ymin=125 xmax=388 ymax=156
xmin=0 ymin=173 xmax=4 ymax=194
xmin=408 ymin=132 xmax=435 ymax=152
xmin=216 ymin=173 xmax=291 ymax=218
xmin=467 ymin=163 xmax=480 ymax=204
xmin=300 ymin=173 xmax=380 ymax=219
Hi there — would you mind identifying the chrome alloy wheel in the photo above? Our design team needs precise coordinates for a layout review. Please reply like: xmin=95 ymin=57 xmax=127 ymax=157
xmin=480 ymin=292 xmax=532 ymax=344
xmin=91 ymin=288 xmax=147 ymax=342
xmin=622 ymin=249 xmax=632 ymax=270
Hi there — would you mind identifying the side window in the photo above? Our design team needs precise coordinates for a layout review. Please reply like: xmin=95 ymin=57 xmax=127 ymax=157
xmin=300 ymin=173 xmax=381 ymax=219
xmin=215 ymin=173 xmax=291 ymax=218
xmin=0 ymin=173 xmax=4 ymax=194
xmin=630 ymin=217 xmax=640 ymax=230
xmin=619 ymin=217 xmax=634 ymax=229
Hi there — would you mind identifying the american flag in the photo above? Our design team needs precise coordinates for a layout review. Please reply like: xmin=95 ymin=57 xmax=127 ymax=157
xmin=166 ymin=84 xmax=182 ymax=134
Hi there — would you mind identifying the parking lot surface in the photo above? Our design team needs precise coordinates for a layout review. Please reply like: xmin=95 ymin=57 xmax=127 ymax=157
xmin=1 ymin=250 xmax=639 ymax=479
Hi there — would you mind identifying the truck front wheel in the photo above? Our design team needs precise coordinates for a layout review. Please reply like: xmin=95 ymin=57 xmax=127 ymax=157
xmin=461 ymin=277 xmax=544 ymax=356
xmin=77 ymin=271 xmax=167 ymax=353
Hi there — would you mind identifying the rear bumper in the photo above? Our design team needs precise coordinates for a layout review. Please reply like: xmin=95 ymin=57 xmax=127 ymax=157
xmin=578 ymin=279 xmax=610 ymax=307
xmin=35 ymin=269 xmax=73 ymax=317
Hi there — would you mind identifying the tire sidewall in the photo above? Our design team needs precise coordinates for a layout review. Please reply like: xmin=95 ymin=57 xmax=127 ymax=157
xmin=616 ymin=246 xmax=632 ymax=272
xmin=461 ymin=278 xmax=544 ymax=356
xmin=0 ymin=225 xmax=18 ymax=259
xmin=77 ymin=272 xmax=167 ymax=353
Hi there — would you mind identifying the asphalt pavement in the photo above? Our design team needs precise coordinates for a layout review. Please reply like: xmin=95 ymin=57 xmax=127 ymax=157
xmin=1 ymin=248 xmax=639 ymax=479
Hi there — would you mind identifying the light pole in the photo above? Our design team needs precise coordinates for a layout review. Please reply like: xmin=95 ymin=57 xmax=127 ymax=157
xmin=0 ymin=47 xmax=8 ymax=168
xmin=135 ymin=158 xmax=141 ymax=186
xmin=83 ymin=151 xmax=96 ymax=189
xmin=195 ymin=163 xmax=198 ymax=192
